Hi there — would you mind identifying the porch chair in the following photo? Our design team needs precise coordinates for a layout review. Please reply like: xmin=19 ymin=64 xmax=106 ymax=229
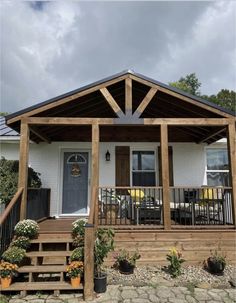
xmin=128 ymin=189 xmax=162 ymax=224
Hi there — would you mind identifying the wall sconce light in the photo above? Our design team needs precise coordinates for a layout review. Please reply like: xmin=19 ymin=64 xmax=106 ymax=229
xmin=105 ymin=150 xmax=110 ymax=161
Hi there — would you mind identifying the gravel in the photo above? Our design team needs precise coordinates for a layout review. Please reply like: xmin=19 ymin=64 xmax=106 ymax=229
xmin=106 ymin=265 xmax=236 ymax=289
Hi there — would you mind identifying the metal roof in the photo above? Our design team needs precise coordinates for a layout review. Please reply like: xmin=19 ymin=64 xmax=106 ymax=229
xmin=5 ymin=70 xmax=235 ymax=122
xmin=0 ymin=116 xmax=19 ymax=136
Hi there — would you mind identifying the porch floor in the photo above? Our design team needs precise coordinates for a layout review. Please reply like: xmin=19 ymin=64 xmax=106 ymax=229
xmin=38 ymin=218 xmax=234 ymax=233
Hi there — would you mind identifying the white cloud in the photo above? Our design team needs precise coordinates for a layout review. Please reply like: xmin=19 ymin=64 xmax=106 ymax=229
xmin=0 ymin=1 xmax=235 ymax=113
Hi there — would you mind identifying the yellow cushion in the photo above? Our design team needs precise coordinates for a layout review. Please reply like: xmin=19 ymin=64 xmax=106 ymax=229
xmin=128 ymin=190 xmax=145 ymax=205
xmin=200 ymin=188 xmax=223 ymax=200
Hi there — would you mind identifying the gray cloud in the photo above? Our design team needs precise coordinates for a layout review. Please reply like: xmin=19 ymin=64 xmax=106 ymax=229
xmin=0 ymin=1 xmax=235 ymax=113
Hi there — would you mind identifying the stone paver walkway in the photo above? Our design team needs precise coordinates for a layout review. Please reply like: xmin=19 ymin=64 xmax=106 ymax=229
xmin=4 ymin=285 xmax=236 ymax=303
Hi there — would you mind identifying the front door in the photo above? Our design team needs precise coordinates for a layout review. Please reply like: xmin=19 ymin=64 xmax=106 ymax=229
xmin=62 ymin=152 xmax=89 ymax=215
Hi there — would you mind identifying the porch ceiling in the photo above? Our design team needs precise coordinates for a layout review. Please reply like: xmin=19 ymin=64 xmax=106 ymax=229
xmin=6 ymin=70 xmax=234 ymax=144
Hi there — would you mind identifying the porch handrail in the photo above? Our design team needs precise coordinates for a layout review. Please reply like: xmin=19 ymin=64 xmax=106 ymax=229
xmin=0 ymin=187 xmax=24 ymax=226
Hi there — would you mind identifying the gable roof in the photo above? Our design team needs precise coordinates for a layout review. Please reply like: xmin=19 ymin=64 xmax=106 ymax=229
xmin=6 ymin=70 xmax=235 ymax=122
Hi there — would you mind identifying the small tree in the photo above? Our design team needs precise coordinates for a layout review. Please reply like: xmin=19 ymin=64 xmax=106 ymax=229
xmin=0 ymin=157 xmax=41 ymax=205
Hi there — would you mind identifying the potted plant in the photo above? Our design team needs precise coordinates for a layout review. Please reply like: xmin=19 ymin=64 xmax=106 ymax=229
xmin=70 ymin=247 xmax=84 ymax=262
xmin=2 ymin=246 xmax=26 ymax=265
xmin=66 ymin=261 xmax=83 ymax=288
xmin=114 ymin=249 xmax=140 ymax=274
xmin=0 ymin=261 xmax=18 ymax=288
xmin=94 ymin=228 xmax=114 ymax=293
xmin=71 ymin=219 xmax=86 ymax=247
xmin=14 ymin=219 xmax=39 ymax=239
xmin=10 ymin=236 xmax=31 ymax=250
xmin=207 ymin=251 xmax=226 ymax=275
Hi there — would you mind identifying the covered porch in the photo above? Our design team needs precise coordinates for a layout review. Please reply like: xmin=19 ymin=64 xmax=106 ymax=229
xmin=4 ymin=70 xmax=236 ymax=298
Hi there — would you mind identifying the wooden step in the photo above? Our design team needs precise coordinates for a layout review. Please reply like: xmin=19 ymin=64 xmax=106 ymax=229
xmin=26 ymin=251 xmax=72 ymax=257
xmin=31 ymin=235 xmax=73 ymax=244
xmin=18 ymin=265 xmax=67 ymax=273
xmin=0 ymin=281 xmax=83 ymax=291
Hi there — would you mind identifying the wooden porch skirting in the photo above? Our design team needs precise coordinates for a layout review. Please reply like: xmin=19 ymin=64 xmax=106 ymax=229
xmin=105 ymin=228 xmax=236 ymax=266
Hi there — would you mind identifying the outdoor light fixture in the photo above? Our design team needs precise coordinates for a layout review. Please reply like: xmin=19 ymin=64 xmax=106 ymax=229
xmin=105 ymin=150 xmax=110 ymax=161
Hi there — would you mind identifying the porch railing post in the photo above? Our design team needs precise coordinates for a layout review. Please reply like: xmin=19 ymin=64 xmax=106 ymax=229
xmin=18 ymin=121 xmax=29 ymax=220
xmin=227 ymin=122 xmax=236 ymax=227
xmin=160 ymin=124 xmax=171 ymax=229
xmin=84 ymin=223 xmax=95 ymax=300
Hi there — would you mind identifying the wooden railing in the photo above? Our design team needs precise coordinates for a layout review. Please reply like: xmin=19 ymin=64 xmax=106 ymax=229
xmin=0 ymin=187 xmax=24 ymax=255
xmin=98 ymin=187 xmax=163 ymax=226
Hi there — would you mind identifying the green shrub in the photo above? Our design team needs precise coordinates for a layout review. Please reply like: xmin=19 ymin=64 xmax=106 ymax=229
xmin=11 ymin=236 xmax=31 ymax=250
xmin=70 ymin=247 xmax=84 ymax=262
xmin=14 ymin=219 xmax=39 ymax=239
xmin=2 ymin=246 xmax=26 ymax=265
xmin=0 ymin=157 xmax=42 ymax=205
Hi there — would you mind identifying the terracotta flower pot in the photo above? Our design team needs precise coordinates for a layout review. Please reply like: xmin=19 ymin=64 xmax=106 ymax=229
xmin=1 ymin=277 xmax=12 ymax=289
xmin=71 ymin=276 xmax=81 ymax=288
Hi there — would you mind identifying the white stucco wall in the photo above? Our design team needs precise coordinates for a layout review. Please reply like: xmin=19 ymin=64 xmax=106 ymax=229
xmin=0 ymin=140 xmax=227 ymax=217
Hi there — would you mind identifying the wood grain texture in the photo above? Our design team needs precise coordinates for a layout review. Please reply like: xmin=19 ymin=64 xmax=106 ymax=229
xmin=18 ymin=122 xmax=29 ymax=220
xmin=84 ymin=226 xmax=95 ymax=301
xmin=100 ymin=87 xmax=124 ymax=117
xmin=134 ymin=87 xmax=158 ymax=116
xmin=160 ymin=124 xmax=171 ymax=230
xmin=227 ymin=122 xmax=236 ymax=227
xmin=125 ymin=77 xmax=132 ymax=113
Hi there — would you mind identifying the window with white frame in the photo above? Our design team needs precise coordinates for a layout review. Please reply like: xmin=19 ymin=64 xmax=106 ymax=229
xmin=132 ymin=151 xmax=156 ymax=186
xmin=206 ymin=148 xmax=229 ymax=186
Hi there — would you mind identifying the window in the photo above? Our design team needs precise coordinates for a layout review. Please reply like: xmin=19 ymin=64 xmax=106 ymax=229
xmin=206 ymin=148 xmax=229 ymax=186
xmin=132 ymin=151 xmax=156 ymax=186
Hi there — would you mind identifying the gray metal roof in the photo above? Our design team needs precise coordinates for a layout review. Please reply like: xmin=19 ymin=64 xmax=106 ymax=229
xmin=0 ymin=116 xmax=19 ymax=136
xmin=5 ymin=70 xmax=236 ymax=122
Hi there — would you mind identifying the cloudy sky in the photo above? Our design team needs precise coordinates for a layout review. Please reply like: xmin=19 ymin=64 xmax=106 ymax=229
xmin=1 ymin=1 xmax=235 ymax=113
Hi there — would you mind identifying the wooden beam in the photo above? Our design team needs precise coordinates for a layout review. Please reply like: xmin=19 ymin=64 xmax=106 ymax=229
xmin=198 ymin=127 xmax=226 ymax=144
xmin=25 ymin=117 xmax=114 ymax=125
xmin=88 ymin=124 xmax=100 ymax=225
xmin=84 ymin=224 xmax=95 ymax=301
xmin=100 ymin=88 xmax=124 ymax=117
xmin=160 ymin=124 xmax=171 ymax=230
xmin=130 ymin=74 xmax=233 ymax=118
xmin=125 ymin=77 xmax=132 ymax=114
xmin=144 ymin=118 xmax=230 ymax=126
xmin=227 ymin=122 xmax=236 ymax=228
xmin=7 ymin=75 xmax=128 ymax=125
xmin=134 ymin=88 xmax=158 ymax=117
xmin=30 ymin=126 xmax=51 ymax=143
xmin=18 ymin=122 xmax=29 ymax=220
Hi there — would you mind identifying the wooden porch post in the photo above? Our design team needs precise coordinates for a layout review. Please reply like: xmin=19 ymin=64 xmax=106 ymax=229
xmin=84 ymin=224 xmax=95 ymax=300
xmin=160 ymin=124 xmax=171 ymax=230
xmin=227 ymin=122 xmax=236 ymax=227
xmin=18 ymin=121 xmax=29 ymax=220
xmin=84 ymin=123 xmax=99 ymax=300
xmin=91 ymin=124 xmax=100 ymax=229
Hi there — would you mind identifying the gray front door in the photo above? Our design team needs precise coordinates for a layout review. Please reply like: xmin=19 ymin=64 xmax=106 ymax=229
xmin=62 ymin=152 xmax=89 ymax=214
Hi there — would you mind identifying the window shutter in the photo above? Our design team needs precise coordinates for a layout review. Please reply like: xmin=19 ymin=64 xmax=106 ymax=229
xmin=115 ymin=146 xmax=130 ymax=186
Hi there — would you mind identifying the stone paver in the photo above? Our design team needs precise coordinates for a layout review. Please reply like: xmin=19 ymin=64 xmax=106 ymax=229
xmin=2 ymin=285 xmax=236 ymax=303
